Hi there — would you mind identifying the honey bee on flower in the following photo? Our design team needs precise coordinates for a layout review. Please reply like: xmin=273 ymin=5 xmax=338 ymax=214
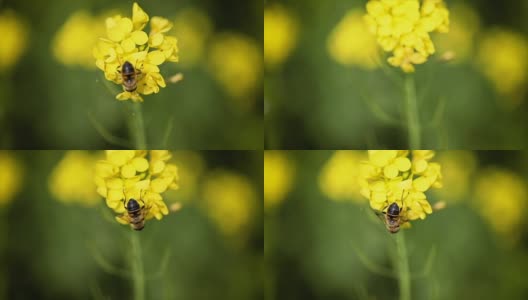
xmin=360 ymin=150 xmax=443 ymax=232
xmin=93 ymin=3 xmax=179 ymax=102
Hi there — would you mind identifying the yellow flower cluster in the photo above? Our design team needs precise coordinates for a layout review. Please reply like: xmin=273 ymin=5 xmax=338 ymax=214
xmin=52 ymin=10 xmax=105 ymax=69
xmin=264 ymin=4 xmax=299 ymax=70
xmin=172 ymin=8 xmax=213 ymax=68
xmin=264 ymin=151 xmax=295 ymax=212
xmin=477 ymin=28 xmax=527 ymax=107
xmin=95 ymin=150 xmax=179 ymax=224
xmin=208 ymin=33 xmax=262 ymax=108
xmin=49 ymin=151 xmax=100 ymax=206
xmin=360 ymin=150 xmax=442 ymax=223
xmin=364 ymin=0 xmax=449 ymax=72
xmin=327 ymin=10 xmax=379 ymax=69
xmin=319 ymin=151 xmax=366 ymax=201
xmin=0 ymin=10 xmax=29 ymax=72
xmin=474 ymin=169 xmax=526 ymax=243
xmin=93 ymin=2 xmax=179 ymax=102
xmin=0 ymin=151 xmax=22 ymax=207
xmin=203 ymin=171 xmax=255 ymax=239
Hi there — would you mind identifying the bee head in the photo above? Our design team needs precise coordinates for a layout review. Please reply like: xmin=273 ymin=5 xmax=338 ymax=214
xmin=126 ymin=198 xmax=141 ymax=212
xmin=387 ymin=202 xmax=400 ymax=216
xmin=122 ymin=61 xmax=135 ymax=73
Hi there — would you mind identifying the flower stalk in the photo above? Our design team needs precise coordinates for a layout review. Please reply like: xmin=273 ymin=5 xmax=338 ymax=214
xmin=128 ymin=103 xmax=147 ymax=149
xmin=404 ymin=75 xmax=420 ymax=149
xmin=395 ymin=232 xmax=411 ymax=300
xmin=130 ymin=232 xmax=145 ymax=300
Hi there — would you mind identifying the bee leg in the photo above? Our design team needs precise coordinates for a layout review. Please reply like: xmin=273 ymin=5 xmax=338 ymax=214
xmin=116 ymin=213 xmax=131 ymax=225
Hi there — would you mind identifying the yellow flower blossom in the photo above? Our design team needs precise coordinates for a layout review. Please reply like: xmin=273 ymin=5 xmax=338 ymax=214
xmin=0 ymin=151 xmax=22 ymax=207
xmin=264 ymin=151 xmax=295 ymax=212
xmin=94 ymin=150 xmax=179 ymax=225
xmin=435 ymin=151 xmax=477 ymax=202
xmin=0 ymin=10 xmax=29 ymax=72
xmin=208 ymin=33 xmax=262 ymax=108
xmin=52 ymin=11 xmax=105 ymax=68
xmin=49 ymin=151 xmax=101 ymax=206
xmin=172 ymin=8 xmax=213 ymax=68
xmin=434 ymin=3 xmax=480 ymax=63
xmin=319 ymin=151 xmax=366 ymax=201
xmin=264 ymin=4 xmax=298 ymax=70
xmin=477 ymin=28 xmax=528 ymax=107
xmin=327 ymin=10 xmax=379 ymax=69
xmin=93 ymin=3 xmax=179 ymax=102
xmin=364 ymin=0 xmax=450 ymax=72
xmin=360 ymin=150 xmax=442 ymax=225
xmin=202 ymin=171 xmax=256 ymax=238
xmin=474 ymin=169 xmax=526 ymax=244
xmin=169 ymin=151 xmax=205 ymax=202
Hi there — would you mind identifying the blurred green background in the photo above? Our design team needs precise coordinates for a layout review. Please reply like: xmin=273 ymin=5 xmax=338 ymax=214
xmin=0 ymin=150 xmax=263 ymax=299
xmin=265 ymin=150 xmax=528 ymax=299
xmin=264 ymin=0 xmax=528 ymax=149
xmin=0 ymin=0 xmax=262 ymax=149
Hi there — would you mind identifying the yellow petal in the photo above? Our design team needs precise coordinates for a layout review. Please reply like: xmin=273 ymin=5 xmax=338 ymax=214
xmin=107 ymin=150 xmax=135 ymax=166
xmin=132 ymin=2 xmax=149 ymax=30
xmin=384 ymin=164 xmax=399 ymax=178
xmin=121 ymin=38 xmax=136 ymax=52
xmin=132 ymin=157 xmax=149 ymax=172
xmin=131 ymin=30 xmax=148 ymax=45
xmin=149 ymin=33 xmax=164 ymax=47
xmin=121 ymin=163 xmax=137 ymax=178
xmin=147 ymin=50 xmax=165 ymax=65
xmin=151 ymin=178 xmax=168 ymax=193
xmin=395 ymin=157 xmax=411 ymax=171
xmin=116 ymin=92 xmax=131 ymax=101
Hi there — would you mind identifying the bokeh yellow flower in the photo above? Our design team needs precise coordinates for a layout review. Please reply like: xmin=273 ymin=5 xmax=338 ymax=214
xmin=360 ymin=150 xmax=442 ymax=224
xmin=0 ymin=151 xmax=23 ymax=207
xmin=0 ymin=10 xmax=29 ymax=72
xmin=364 ymin=0 xmax=450 ymax=72
xmin=264 ymin=151 xmax=295 ymax=212
xmin=477 ymin=28 xmax=528 ymax=107
xmin=49 ymin=151 xmax=100 ymax=206
xmin=264 ymin=4 xmax=298 ymax=70
xmin=172 ymin=8 xmax=213 ymax=68
xmin=202 ymin=171 xmax=256 ymax=238
xmin=208 ymin=33 xmax=262 ymax=109
xmin=93 ymin=2 xmax=179 ymax=102
xmin=95 ymin=150 xmax=179 ymax=225
xmin=434 ymin=151 xmax=477 ymax=202
xmin=52 ymin=10 xmax=105 ymax=68
xmin=474 ymin=168 xmax=526 ymax=244
xmin=434 ymin=3 xmax=480 ymax=63
xmin=169 ymin=151 xmax=205 ymax=202
xmin=327 ymin=10 xmax=379 ymax=69
xmin=319 ymin=151 xmax=366 ymax=201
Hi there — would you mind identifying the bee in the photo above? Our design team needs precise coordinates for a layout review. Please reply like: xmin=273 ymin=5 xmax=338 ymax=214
xmin=380 ymin=202 xmax=408 ymax=234
xmin=118 ymin=61 xmax=142 ymax=92
xmin=118 ymin=196 xmax=151 ymax=231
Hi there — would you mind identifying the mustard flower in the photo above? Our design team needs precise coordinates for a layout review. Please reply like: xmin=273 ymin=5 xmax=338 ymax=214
xmin=364 ymin=0 xmax=450 ymax=72
xmin=360 ymin=150 xmax=442 ymax=226
xmin=0 ymin=151 xmax=23 ymax=207
xmin=49 ymin=151 xmax=101 ymax=206
xmin=474 ymin=169 xmax=527 ymax=244
xmin=0 ymin=10 xmax=29 ymax=72
xmin=319 ymin=151 xmax=366 ymax=201
xmin=477 ymin=28 xmax=528 ymax=107
xmin=172 ymin=8 xmax=213 ymax=68
xmin=327 ymin=10 xmax=379 ymax=69
xmin=434 ymin=151 xmax=477 ymax=202
xmin=208 ymin=33 xmax=262 ymax=108
xmin=94 ymin=150 xmax=179 ymax=226
xmin=52 ymin=11 xmax=105 ymax=68
xmin=264 ymin=4 xmax=299 ymax=70
xmin=264 ymin=151 xmax=295 ymax=212
xmin=93 ymin=3 xmax=179 ymax=102
xmin=202 ymin=171 xmax=256 ymax=239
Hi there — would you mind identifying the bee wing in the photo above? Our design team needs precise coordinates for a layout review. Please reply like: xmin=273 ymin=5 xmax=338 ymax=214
xmin=115 ymin=214 xmax=131 ymax=225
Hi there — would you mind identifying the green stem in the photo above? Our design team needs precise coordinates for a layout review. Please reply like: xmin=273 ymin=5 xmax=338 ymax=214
xmin=130 ymin=233 xmax=145 ymax=300
xmin=404 ymin=75 xmax=421 ymax=149
xmin=128 ymin=103 xmax=147 ymax=149
xmin=396 ymin=232 xmax=411 ymax=300
xmin=0 ymin=209 xmax=7 ymax=299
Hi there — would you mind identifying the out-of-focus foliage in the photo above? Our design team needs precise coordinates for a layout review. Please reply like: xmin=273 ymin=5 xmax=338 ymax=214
xmin=0 ymin=0 xmax=262 ymax=149
xmin=265 ymin=0 xmax=528 ymax=149
xmin=0 ymin=150 xmax=262 ymax=299
xmin=266 ymin=150 xmax=528 ymax=300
